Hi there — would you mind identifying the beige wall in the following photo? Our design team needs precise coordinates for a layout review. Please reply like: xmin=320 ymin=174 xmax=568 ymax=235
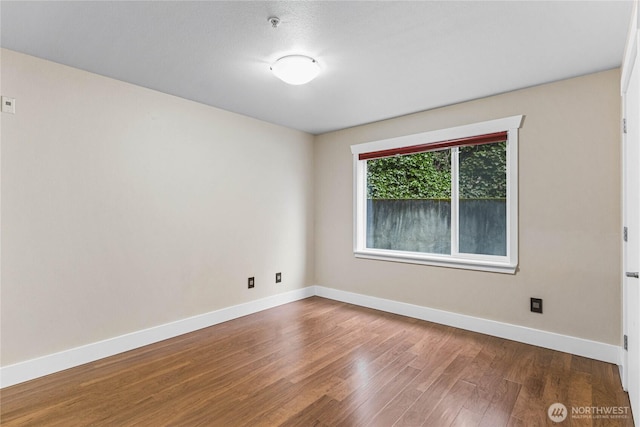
xmin=0 ymin=48 xmax=623 ymax=368
xmin=0 ymin=49 xmax=315 ymax=365
xmin=315 ymin=69 xmax=622 ymax=345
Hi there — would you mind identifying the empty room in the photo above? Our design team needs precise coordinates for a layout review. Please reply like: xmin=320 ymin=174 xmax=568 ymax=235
xmin=1 ymin=1 xmax=639 ymax=426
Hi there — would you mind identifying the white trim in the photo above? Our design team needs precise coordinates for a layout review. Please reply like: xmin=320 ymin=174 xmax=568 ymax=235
xmin=314 ymin=286 xmax=621 ymax=365
xmin=354 ymin=250 xmax=517 ymax=274
xmin=0 ymin=287 xmax=315 ymax=388
xmin=621 ymin=2 xmax=638 ymax=94
xmin=506 ymin=128 xmax=519 ymax=269
xmin=1 ymin=285 xmax=622 ymax=388
xmin=353 ymin=154 xmax=366 ymax=254
xmin=620 ymin=2 xmax=639 ymax=391
xmin=350 ymin=115 xmax=523 ymax=156
xmin=451 ymin=147 xmax=460 ymax=256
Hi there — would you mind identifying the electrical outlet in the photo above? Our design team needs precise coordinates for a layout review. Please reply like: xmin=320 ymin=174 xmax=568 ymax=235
xmin=530 ymin=297 xmax=543 ymax=314
xmin=1 ymin=96 xmax=15 ymax=114
xmin=276 ymin=272 xmax=282 ymax=283
xmin=248 ymin=277 xmax=255 ymax=289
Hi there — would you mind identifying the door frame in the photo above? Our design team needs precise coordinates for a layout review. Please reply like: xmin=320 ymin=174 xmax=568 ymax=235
xmin=621 ymin=3 xmax=639 ymax=425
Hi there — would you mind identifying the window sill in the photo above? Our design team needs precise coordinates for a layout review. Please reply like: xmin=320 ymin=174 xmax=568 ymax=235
xmin=354 ymin=249 xmax=517 ymax=274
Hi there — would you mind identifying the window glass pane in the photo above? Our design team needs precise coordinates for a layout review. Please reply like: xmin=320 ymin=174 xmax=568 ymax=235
xmin=458 ymin=143 xmax=507 ymax=256
xmin=366 ymin=151 xmax=451 ymax=254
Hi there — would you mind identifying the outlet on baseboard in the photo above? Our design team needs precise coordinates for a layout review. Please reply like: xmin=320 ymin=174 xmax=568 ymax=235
xmin=248 ymin=277 xmax=255 ymax=289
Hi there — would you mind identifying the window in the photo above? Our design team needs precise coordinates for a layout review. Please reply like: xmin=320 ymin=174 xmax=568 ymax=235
xmin=351 ymin=115 xmax=523 ymax=273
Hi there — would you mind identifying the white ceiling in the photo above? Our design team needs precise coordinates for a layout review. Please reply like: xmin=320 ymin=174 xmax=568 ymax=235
xmin=0 ymin=1 xmax=633 ymax=135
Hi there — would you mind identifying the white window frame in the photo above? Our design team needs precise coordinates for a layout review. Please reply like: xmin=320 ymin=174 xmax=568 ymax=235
xmin=351 ymin=115 xmax=523 ymax=274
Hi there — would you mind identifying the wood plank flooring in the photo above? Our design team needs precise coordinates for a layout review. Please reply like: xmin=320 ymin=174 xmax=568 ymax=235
xmin=0 ymin=297 xmax=634 ymax=426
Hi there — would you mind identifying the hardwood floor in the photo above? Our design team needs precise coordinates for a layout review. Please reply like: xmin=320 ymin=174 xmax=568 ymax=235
xmin=0 ymin=297 xmax=634 ymax=426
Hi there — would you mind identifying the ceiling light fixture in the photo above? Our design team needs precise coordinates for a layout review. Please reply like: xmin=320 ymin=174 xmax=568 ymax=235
xmin=270 ymin=55 xmax=320 ymax=85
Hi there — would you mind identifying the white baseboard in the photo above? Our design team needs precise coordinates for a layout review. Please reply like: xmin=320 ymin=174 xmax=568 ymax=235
xmin=1 ymin=285 xmax=622 ymax=389
xmin=0 ymin=287 xmax=315 ymax=388
xmin=314 ymin=286 xmax=622 ymax=366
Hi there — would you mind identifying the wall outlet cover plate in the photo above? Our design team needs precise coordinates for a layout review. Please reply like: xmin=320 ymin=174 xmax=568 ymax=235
xmin=530 ymin=297 xmax=543 ymax=314
xmin=1 ymin=96 xmax=15 ymax=114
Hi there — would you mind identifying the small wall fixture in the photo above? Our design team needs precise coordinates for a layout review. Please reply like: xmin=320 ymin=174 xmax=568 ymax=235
xmin=270 ymin=55 xmax=320 ymax=85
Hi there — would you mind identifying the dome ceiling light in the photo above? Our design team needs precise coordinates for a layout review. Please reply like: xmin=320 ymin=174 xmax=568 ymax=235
xmin=270 ymin=55 xmax=320 ymax=85
xmin=268 ymin=16 xmax=321 ymax=86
